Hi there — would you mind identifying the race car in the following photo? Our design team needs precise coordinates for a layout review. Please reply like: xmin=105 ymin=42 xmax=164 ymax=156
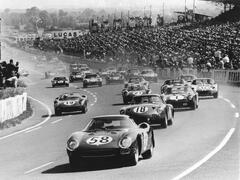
xmin=163 ymin=85 xmax=199 ymax=110
xmin=51 ymin=76 xmax=69 ymax=87
xmin=160 ymin=79 xmax=186 ymax=94
xmin=178 ymin=74 xmax=197 ymax=85
xmin=66 ymin=115 xmax=155 ymax=167
xmin=83 ymin=73 xmax=103 ymax=88
xmin=69 ymin=72 xmax=84 ymax=82
xmin=124 ymin=76 xmax=149 ymax=89
xmin=125 ymin=68 xmax=141 ymax=79
xmin=101 ymin=67 xmax=117 ymax=77
xmin=122 ymin=84 xmax=151 ymax=104
xmin=141 ymin=69 xmax=158 ymax=82
xmin=120 ymin=94 xmax=174 ymax=128
xmin=54 ymin=92 xmax=88 ymax=115
xmin=105 ymin=72 xmax=125 ymax=84
xmin=191 ymin=78 xmax=218 ymax=98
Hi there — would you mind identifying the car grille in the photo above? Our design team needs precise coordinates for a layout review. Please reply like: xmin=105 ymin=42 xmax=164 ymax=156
xmin=76 ymin=148 xmax=119 ymax=157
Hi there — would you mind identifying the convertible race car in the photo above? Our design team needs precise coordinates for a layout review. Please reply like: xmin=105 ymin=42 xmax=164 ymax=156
xmin=191 ymin=78 xmax=218 ymax=98
xmin=51 ymin=76 xmax=69 ymax=87
xmin=141 ymin=69 xmax=158 ymax=82
xmin=54 ymin=92 xmax=88 ymax=115
xmin=178 ymin=74 xmax=197 ymax=85
xmin=122 ymin=84 xmax=151 ymax=104
xmin=105 ymin=72 xmax=125 ymax=84
xmin=120 ymin=94 xmax=174 ymax=128
xmin=160 ymin=79 xmax=186 ymax=94
xmin=66 ymin=115 xmax=155 ymax=167
xmin=83 ymin=73 xmax=103 ymax=88
xmin=163 ymin=85 xmax=199 ymax=110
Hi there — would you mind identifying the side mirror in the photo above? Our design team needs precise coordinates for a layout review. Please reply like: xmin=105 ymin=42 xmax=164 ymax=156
xmin=138 ymin=122 xmax=150 ymax=131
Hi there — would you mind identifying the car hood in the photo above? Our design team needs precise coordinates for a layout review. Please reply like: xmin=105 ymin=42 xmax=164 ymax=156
xmin=71 ymin=129 xmax=135 ymax=149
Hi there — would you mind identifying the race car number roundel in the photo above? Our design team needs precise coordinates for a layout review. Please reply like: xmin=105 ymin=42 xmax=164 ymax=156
xmin=133 ymin=106 xmax=148 ymax=113
xmin=86 ymin=136 xmax=113 ymax=146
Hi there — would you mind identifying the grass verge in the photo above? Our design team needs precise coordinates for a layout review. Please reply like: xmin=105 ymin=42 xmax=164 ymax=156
xmin=0 ymin=99 xmax=33 ymax=130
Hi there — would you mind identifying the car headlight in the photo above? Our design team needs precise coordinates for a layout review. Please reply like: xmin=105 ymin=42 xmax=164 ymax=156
xmin=67 ymin=139 xmax=79 ymax=151
xmin=119 ymin=136 xmax=132 ymax=149
xmin=157 ymin=106 xmax=164 ymax=113
xmin=187 ymin=95 xmax=192 ymax=101
xmin=120 ymin=109 xmax=125 ymax=114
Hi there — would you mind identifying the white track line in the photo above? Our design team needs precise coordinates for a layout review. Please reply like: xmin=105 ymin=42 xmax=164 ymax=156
xmin=25 ymin=126 xmax=42 ymax=133
xmin=0 ymin=96 xmax=52 ymax=141
xmin=51 ymin=119 xmax=63 ymax=124
xmin=171 ymin=128 xmax=235 ymax=180
xmin=24 ymin=162 xmax=54 ymax=174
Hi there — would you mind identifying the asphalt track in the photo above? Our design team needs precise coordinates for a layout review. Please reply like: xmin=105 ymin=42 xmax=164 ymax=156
xmin=0 ymin=45 xmax=239 ymax=180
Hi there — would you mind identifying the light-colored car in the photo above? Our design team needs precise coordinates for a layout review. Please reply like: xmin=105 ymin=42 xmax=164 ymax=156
xmin=141 ymin=69 xmax=158 ymax=82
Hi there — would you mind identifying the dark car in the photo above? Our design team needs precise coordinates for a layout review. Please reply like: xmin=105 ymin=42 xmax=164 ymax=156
xmin=69 ymin=72 xmax=85 ymax=82
xmin=122 ymin=84 xmax=151 ymax=104
xmin=83 ymin=73 xmax=103 ymax=88
xmin=160 ymin=79 xmax=186 ymax=94
xmin=66 ymin=115 xmax=155 ymax=167
xmin=105 ymin=72 xmax=125 ymax=84
xmin=120 ymin=94 xmax=174 ymax=128
xmin=54 ymin=92 xmax=88 ymax=115
xmin=51 ymin=76 xmax=69 ymax=87
xmin=163 ymin=85 xmax=199 ymax=110
xmin=191 ymin=78 xmax=218 ymax=98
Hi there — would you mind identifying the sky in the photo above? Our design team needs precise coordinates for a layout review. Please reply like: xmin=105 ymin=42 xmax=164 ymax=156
xmin=0 ymin=0 xmax=221 ymax=11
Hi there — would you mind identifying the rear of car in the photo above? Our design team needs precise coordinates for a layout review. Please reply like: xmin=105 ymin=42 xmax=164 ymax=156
xmin=83 ymin=73 xmax=103 ymax=88
xmin=69 ymin=72 xmax=84 ymax=82
xmin=106 ymin=73 xmax=125 ymax=84
xmin=52 ymin=77 xmax=69 ymax=87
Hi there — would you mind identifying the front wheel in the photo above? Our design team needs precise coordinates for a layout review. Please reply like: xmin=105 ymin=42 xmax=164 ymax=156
xmin=161 ymin=115 xmax=168 ymax=128
xmin=99 ymin=82 xmax=102 ymax=87
xmin=55 ymin=109 xmax=62 ymax=116
xmin=82 ymin=106 xmax=87 ymax=113
xmin=128 ymin=145 xmax=139 ymax=166
xmin=191 ymin=99 xmax=197 ymax=110
xmin=213 ymin=92 xmax=218 ymax=98
xmin=142 ymin=139 xmax=154 ymax=159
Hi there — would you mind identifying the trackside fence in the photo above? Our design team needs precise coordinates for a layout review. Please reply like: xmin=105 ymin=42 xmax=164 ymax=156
xmin=0 ymin=93 xmax=27 ymax=123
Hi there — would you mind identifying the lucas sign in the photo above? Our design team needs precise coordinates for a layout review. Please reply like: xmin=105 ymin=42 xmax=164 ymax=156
xmin=51 ymin=30 xmax=84 ymax=39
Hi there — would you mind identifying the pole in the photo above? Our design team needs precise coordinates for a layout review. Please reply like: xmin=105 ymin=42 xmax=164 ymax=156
xmin=185 ymin=0 xmax=187 ymax=22
xmin=0 ymin=18 xmax=2 ymax=61
xmin=163 ymin=2 xmax=165 ymax=25
xmin=192 ymin=0 xmax=195 ymax=22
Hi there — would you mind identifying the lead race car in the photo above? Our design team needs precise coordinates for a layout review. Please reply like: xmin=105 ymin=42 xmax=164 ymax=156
xmin=191 ymin=78 xmax=218 ymax=98
xmin=54 ymin=92 xmax=88 ymax=115
xmin=122 ymin=84 xmax=151 ymax=104
xmin=120 ymin=94 xmax=174 ymax=128
xmin=140 ymin=69 xmax=158 ymax=83
xmin=163 ymin=85 xmax=199 ymax=110
xmin=160 ymin=79 xmax=186 ymax=94
xmin=66 ymin=115 xmax=155 ymax=167
xmin=124 ymin=76 xmax=149 ymax=89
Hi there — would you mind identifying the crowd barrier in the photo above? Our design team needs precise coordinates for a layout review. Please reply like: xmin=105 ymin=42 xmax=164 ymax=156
xmin=157 ymin=68 xmax=240 ymax=83
xmin=0 ymin=93 xmax=27 ymax=123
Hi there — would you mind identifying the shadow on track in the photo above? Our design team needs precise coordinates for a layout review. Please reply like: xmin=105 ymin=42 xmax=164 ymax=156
xmin=42 ymin=158 xmax=144 ymax=174
xmin=42 ymin=111 xmax=84 ymax=118
xmin=112 ymin=103 xmax=125 ymax=106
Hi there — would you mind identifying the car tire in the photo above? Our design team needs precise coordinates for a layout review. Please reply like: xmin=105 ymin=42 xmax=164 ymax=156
xmin=213 ymin=92 xmax=218 ymax=98
xmin=99 ymin=82 xmax=102 ymax=87
xmin=142 ymin=138 xmax=154 ymax=159
xmin=82 ymin=106 xmax=87 ymax=113
xmin=66 ymin=84 xmax=69 ymax=87
xmin=191 ymin=99 xmax=197 ymax=110
xmin=83 ymin=84 xmax=87 ymax=88
xmin=55 ymin=109 xmax=62 ymax=116
xmin=154 ymin=77 xmax=158 ymax=83
xmin=128 ymin=144 xmax=139 ymax=166
xmin=123 ymin=99 xmax=128 ymax=105
xmin=161 ymin=114 xmax=168 ymax=128
xmin=52 ymin=85 xmax=55 ymax=88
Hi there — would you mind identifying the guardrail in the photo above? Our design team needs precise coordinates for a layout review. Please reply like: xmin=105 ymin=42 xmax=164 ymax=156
xmin=0 ymin=93 xmax=27 ymax=123
xmin=157 ymin=68 xmax=240 ymax=84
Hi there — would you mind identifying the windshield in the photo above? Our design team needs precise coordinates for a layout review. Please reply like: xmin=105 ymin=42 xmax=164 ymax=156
xmin=85 ymin=74 xmax=97 ymax=78
xmin=195 ymin=79 xmax=214 ymax=85
xmin=59 ymin=95 xmax=79 ymax=100
xmin=181 ymin=75 xmax=195 ymax=82
xmin=85 ymin=117 xmax=135 ymax=131
xmin=127 ymin=85 xmax=144 ymax=91
xmin=54 ymin=77 xmax=66 ymax=80
xmin=165 ymin=86 xmax=190 ymax=95
xmin=133 ymin=95 xmax=163 ymax=104
xmin=129 ymin=78 xmax=141 ymax=83
xmin=164 ymin=79 xmax=184 ymax=85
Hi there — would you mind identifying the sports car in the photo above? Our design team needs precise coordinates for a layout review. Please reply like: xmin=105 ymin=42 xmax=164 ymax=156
xmin=51 ymin=76 xmax=69 ymax=87
xmin=124 ymin=76 xmax=149 ymax=89
xmin=54 ymin=92 xmax=88 ymax=115
xmin=101 ymin=67 xmax=117 ymax=77
xmin=66 ymin=115 xmax=154 ymax=167
xmin=69 ymin=72 xmax=85 ymax=82
xmin=83 ymin=73 xmax=103 ymax=88
xmin=106 ymin=72 xmax=125 ymax=84
xmin=178 ymin=74 xmax=197 ymax=85
xmin=163 ymin=85 xmax=199 ymax=110
xmin=191 ymin=78 xmax=218 ymax=98
xmin=122 ymin=84 xmax=151 ymax=104
xmin=120 ymin=94 xmax=174 ymax=128
xmin=160 ymin=79 xmax=186 ymax=94
xmin=141 ymin=69 xmax=158 ymax=82
xmin=125 ymin=68 xmax=141 ymax=79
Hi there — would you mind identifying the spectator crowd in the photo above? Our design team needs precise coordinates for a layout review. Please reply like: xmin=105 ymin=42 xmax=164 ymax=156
xmin=0 ymin=59 xmax=20 ymax=89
